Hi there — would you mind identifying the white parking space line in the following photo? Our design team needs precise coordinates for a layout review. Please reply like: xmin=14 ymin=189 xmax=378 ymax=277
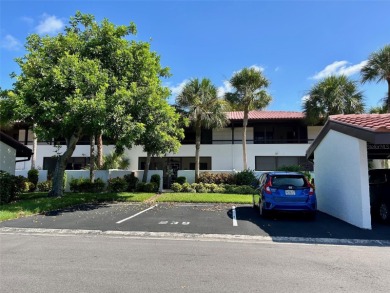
xmin=116 ymin=204 xmax=158 ymax=224
xmin=232 ymin=206 xmax=238 ymax=227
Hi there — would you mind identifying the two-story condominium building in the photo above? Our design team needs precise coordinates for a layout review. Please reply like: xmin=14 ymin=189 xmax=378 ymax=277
xmin=8 ymin=111 xmax=322 ymax=188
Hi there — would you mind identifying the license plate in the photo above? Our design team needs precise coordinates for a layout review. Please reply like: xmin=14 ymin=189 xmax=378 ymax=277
xmin=285 ymin=190 xmax=295 ymax=195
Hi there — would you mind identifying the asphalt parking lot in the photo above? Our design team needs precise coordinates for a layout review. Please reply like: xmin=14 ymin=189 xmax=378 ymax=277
xmin=1 ymin=203 xmax=389 ymax=244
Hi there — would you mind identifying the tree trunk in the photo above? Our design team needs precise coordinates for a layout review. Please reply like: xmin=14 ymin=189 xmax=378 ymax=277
xmin=242 ymin=107 xmax=249 ymax=170
xmin=48 ymin=131 xmax=81 ymax=197
xmin=90 ymin=135 xmax=95 ymax=183
xmin=96 ymin=133 xmax=103 ymax=169
xmin=142 ymin=152 xmax=151 ymax=183
xmin=31 ymin=124 xmax=37 ymax=169
xmin=195 ymin=119 xmax=201 ymax=183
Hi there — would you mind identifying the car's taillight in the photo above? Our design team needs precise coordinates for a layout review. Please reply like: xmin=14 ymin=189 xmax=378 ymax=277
xmin=264 ymin=181 xmax=272 ymax=194
xmin=308 ymin=184 xmax=314 ymax=196
xmin=305 ymin=178 xmax=315 ymax=196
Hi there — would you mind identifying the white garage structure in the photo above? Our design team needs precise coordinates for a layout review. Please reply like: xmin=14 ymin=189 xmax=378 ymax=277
xmin=306 ymin=114 xmax=390 ymax=229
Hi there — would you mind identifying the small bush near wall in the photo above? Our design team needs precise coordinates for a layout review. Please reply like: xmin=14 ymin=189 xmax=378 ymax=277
xmin=69 ymin=178 xmax=105 ymax=193
xmin=150 ymin=174 xmax=160 ymax=192
xmin=175 ymin=176 xmax=187 ymax=185
xmin=27 ymin=169 xmax=39 ymax=191
xmin=169 ymin=182 xmax=255 ymax=195
xmin=0 ymin=171 xmax=27 ymax=204
xmin=276 ymin=165 xmax=312 ymax=181
xmin=124 ymin=173 xmax=139 ymax=191
xmin=171 ymin=183 xmax=183 ymax=192
xmin=136 ymin=182 xmax=158 ymax=193
xmin=37 ymin=181 xmax=52 ymax=192
xmin=108 ymin=177 xmax=128 ymax=192
xmin=235 ymin=169 xmax=257 ymax=186
xmin=198 ymin=172 xmax=235 ymax=184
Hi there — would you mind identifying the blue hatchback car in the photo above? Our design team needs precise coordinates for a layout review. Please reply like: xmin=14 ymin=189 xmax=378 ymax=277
xmin=253 ymin=171 xmax=317 ymax=219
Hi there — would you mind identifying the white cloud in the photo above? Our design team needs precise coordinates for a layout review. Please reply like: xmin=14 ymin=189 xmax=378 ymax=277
xmin=301 ymin=95 xmax=310 ymax=103
xmin=0 ymin=34 xmax=22 ymax=51
xmin=21 ymin=16 xmax=34 ymax=26
xmin=36 ymin=14 xmax=64 ymax=35
xmin=217 ymin=80 xmax=233 ymax=98
xmin=217 ymin=65 xmax=265 ymax=97
xmin=311 ymin=60 xmax=368 ymax=80
xmin=168 ymin=80 xmax=189 ymax=97
xmin=249 ymin=64 xmax=265 ymax=72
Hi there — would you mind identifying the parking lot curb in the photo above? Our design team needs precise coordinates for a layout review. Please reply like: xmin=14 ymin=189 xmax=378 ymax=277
xmin=1 ymin=227 xmax=389 ymax=247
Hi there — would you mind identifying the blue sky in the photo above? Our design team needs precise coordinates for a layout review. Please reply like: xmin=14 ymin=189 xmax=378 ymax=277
xmin=1 ymin=0 xmax=389 ymax=111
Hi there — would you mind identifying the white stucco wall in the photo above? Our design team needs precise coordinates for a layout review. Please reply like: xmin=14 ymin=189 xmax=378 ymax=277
xmin=314 ymin=130 xmax=371 ymax=229
xmin=0 ymin=141 xmax=16 ymax=174
xmin=15 ymin=142 xmax=311 ymax=173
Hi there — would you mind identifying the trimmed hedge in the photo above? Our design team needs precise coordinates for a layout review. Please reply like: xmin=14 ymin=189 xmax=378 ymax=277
xmin=70 ymin=178 xmax=105 ymax=193
xmin=170 ymin=182 xmax=256 ymax=195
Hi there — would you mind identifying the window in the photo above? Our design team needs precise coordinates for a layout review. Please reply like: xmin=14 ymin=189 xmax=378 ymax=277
xmin=255 ymin=156 xmax=313 ymax=171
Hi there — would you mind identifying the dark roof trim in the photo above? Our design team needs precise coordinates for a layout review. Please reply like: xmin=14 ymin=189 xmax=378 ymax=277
xmin=0 ymin=131 xmax=33 ymax=158
xmin=306 ymin=119 xmax=390 ymax=159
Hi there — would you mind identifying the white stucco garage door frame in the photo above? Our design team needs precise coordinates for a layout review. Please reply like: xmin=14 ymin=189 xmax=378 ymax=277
xmin=306 ymin=114 xmax=390 ymax=229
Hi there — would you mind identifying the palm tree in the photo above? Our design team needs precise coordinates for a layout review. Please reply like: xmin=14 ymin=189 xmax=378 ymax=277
xmin=225 ymin=67 xmax=272 ymax=170
xmin=176 ymin=78 xmax=227 ymax=182
xmin=361 ymin=44 xmax=390 ymax=113
xmin=303 ymin=75 xmax=364 ymax=125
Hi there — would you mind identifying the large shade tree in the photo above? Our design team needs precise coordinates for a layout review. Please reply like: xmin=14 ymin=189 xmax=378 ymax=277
xmin=361 ymin=44 xmax=390 ymax=113
xmin=176 ymin=78 xmax=227 ymax=183
xmin=225 ymin=67 xmax=272 ymax=170
xmin=303 ymin=75 xmax=365 ymax=125
xmin=134 ymin=87 xmax=186 ymax=183
xmin=2 ymin=12 xmax=169 ymax=197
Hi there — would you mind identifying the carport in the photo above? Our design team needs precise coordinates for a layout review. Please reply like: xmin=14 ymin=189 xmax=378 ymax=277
xmin=306 ymin=114 xmax=390 ymax=229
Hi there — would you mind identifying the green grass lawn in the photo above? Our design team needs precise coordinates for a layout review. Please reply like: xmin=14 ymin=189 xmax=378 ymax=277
xmin=0 ymin=191 xmax=253 ymax=222
xmin=0 ymin=192 xmax=154 ymax=222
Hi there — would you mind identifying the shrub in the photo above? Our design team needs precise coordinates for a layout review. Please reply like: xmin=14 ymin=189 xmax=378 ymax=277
xmin=144 ymin=182 xmax=158 ymax=193
xmin=235 ymin=169 xmax=257 ymax=186
xmin=213 ymin=186 xmax=226 ymax=193
xmin=198 ymin=172 xmax=235 ymax=184
xmin=37 ymin=180 xmax=52 ymax=192
xmin=135 ymin=182 xmax=157 ymax=193
xmin=0 ymin=171 xmax=22 ymax=204
xmin=26 ymin=182 xmax=36 ymax=192
xmin=171 ymin=182 xmax=183 ymax=192
xmin=28 ymin=168 xmax=39 ymax=190
xmin=175 ymin=176 xmax=187 ymax=185
xmin=124 ymin=173 xmax=139 ymax=191
xmin=136 ymin=182 xmax=145 ymax=192
xmin=191 ymin=183 xmax=209 ymax=193
xmin=276 ymin=165 xmax=302 ymax=172
xmin=204 ymin=183 xmax=217 ymax=193
xmin=108 ymin=177 xmax=128 ymax=192
xmin=70 ymin=178 xmax=105 ymax=193
xmin=150 ymin=174 xmax=161 ymax=191
xmin=276 ymin=165 xmax=312 ymax=181
xmin=232 ymin=185 xmax=256 ymax=194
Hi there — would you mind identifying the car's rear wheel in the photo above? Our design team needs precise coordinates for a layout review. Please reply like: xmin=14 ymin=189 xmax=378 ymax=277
xmin=379 ymin=203 xmax=389 ymax=223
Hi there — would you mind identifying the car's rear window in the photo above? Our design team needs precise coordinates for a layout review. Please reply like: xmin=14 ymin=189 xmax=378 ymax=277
xmin=271 ymin=175 xmax=307 ymax=187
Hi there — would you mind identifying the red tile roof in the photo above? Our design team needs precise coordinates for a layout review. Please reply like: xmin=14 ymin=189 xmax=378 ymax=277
xmin=227 ymin=111 xmax=305 ymax=120
xmin=330 ymin=114 xmax=390 ymax=133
